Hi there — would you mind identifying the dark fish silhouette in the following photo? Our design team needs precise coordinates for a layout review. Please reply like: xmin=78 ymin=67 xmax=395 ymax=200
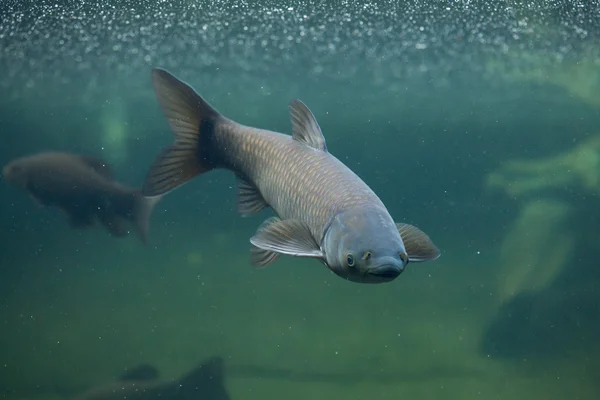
xmin=74 ymin=356 xmax=230 ymax=400
xmin=2 ymin=151 xmax=157 ymax=243
xmin=142 ymin=68 xmax=440 ymax=283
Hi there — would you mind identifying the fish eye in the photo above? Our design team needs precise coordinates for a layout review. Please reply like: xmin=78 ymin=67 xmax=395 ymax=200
xmin=346 ymin=254 xmax=355 ymax=267
xmin=362 ymin=251 xmax=372 ymax=261
xmin=399 ymin=252 xmax=408 ymax=263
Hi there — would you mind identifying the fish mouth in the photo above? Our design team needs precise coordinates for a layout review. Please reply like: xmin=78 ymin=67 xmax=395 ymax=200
xmin=367 ymin=264 xmax=403 ymax=279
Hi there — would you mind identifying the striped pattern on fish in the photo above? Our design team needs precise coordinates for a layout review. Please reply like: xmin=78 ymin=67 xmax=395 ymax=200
xmin=143 ymin=68 xmax=440 ymax=284
xmin=214 ymin=120 xmax=386 ymax=242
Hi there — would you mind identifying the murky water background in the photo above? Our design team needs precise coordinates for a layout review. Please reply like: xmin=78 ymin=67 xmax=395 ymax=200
xmin=1 ymin=1 xmax=599 ymax=399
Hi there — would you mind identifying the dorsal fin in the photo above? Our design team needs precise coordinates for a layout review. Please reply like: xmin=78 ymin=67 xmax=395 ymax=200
xmin=118 ymin=364 xmax=159 ymax=381
xmin=289 ymin=99 xmax=327 ymax=152
xmin=79 ymin=156 xmax=114 ymax=179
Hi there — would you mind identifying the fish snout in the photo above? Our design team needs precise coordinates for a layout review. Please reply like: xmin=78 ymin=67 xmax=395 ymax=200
xmin=367 ymin=257 xmax=405 ymax=280
xmin=1 ymin=164 xmax=14 ymax=183
xmin=2 ymin=163 xmax=26 ymax=187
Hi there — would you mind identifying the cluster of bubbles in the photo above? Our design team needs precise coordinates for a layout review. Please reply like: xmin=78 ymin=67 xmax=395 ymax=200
xmin=0 ymin=0 xmax=598 ymax=102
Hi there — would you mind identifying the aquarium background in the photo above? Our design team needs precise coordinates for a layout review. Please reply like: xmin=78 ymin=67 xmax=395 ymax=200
xmin=1 ymin=1 xmax=600 ymax=399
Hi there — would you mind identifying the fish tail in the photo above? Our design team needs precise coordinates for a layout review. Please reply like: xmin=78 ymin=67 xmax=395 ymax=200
xmin=142 ymin=68 xmax=223 ymax=198
xmin=132 ymin=191 xmax=161 ymax=244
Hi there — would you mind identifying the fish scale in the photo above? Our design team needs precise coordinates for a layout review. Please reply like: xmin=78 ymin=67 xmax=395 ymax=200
xmin=214 ymin=122 xmax=385 ymax=243
xmin=142 ymin=68 xmax=440 ymax=284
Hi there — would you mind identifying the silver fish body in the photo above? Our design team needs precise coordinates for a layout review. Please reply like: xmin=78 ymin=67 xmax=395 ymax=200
xmin=143 ymin=68 xmax=440 ymax=283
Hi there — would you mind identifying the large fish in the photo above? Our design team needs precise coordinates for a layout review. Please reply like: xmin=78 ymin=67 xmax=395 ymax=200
xmin=143 ymin=68 xmax=440 ymax=283
xmin=2 ymin=152 xmax=157 ymax=243
xmin=73 ymin=356 xmax=230 ymax=400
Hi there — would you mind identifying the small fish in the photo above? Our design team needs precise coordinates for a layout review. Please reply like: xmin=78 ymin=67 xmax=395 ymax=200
xmin=143 ymin=68 xmax=440 ymax=283
xmin=2 ymin=151 xmax=157 ymax=243
xmin=74 ymin=356 xmax=230 ymax=400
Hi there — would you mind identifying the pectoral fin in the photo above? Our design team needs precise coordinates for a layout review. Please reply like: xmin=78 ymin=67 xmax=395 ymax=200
xmin=250 ymin=218 xmax=323 ymax=261
xmin=396 ymin=223 xmax=440 ymax=262
xmin=250 ymin=217 xmax=282 ymax=268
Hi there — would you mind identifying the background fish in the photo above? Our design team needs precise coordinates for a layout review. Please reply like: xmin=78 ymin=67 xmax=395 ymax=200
xmin=2 ymin=151 xmax=157 ymax=243
xmin=74 ymin=356 xmax=230 ymax=400
xmin=143 ymin=68 xmax=440 ymax=283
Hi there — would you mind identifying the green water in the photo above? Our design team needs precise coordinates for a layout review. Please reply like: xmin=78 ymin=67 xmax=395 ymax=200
xmin=1 ymin=1 xmax=600 ymax=399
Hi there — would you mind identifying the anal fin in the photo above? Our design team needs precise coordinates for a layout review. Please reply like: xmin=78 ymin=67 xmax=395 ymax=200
xmin=62 ymin=207 xmax=95 ymax=228
xmin=236 ymin=174 xmax=269 ymax=216
xmin=99 ymin=212 xmax=130 ymax=237
xmin=396 ymin=223 xmax=440 ymax=262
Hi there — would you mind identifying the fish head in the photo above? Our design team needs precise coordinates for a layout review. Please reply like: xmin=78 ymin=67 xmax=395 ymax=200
xmin=2 ymin=159 xmax=29 ymax=188
xmin=323 ymin=207 xmax=408 ymax=284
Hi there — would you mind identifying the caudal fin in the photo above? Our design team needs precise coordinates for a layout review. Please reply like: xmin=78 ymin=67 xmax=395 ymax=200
xmin=142 ymin=68 xmax=223 ymax=197
xmin=133 ymin=192 xmax=161 ymax=244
